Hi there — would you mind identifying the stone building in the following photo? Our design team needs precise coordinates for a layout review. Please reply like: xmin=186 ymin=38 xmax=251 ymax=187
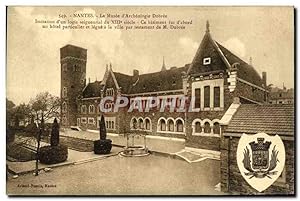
xmin=220 ymin=102 xmax=294 ymax=194
xmin=60 ymin=21 xmax=268 ymax=155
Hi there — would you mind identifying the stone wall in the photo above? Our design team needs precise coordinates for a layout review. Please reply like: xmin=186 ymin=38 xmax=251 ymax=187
xmin=221 ymin=136 xmax=294 ymax=195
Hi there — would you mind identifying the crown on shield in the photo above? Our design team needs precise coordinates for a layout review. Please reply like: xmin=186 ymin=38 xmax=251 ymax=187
xmin=249 ymin=138 xmax=271 ymax=151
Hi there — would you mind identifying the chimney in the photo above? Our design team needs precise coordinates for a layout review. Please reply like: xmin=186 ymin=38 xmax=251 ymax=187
xmin=262 ymin=72 xmax=267 ymax=87
xmin=133 ymin=69 xmax=139 ymax=77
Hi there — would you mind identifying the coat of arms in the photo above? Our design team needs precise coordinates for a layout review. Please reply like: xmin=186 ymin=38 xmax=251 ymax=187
xmin=237 ymin=133 xmax=285 ymax=192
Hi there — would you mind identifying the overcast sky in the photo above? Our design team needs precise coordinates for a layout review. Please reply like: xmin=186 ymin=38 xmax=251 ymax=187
xmin=7 ymin=6 xmax=294 ymax=105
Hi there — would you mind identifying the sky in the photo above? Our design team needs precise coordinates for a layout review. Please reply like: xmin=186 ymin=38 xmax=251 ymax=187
xmin=7 ymin=6 xmax=294 ymax=105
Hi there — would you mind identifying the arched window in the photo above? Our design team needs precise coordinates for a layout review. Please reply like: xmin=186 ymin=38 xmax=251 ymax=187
xmin=89 ymin=105 xmax=95 ymax=113
xmin=168 ymin=119 xmax=174 ymax=132
xmin=195 ymin=122 xmax=201 ymax=133
xmin=213 ymin=122 xmax=220 ymax=134
xmin=62 ymin=102 xmax=67 ymax=113
xmin=81 ymin=105 xmax=87 ymax=114
xmin=176 ymin=119 xmax=184 ymax=132
xmin=138 ymin=118 xmax=144 ymax=129
xmin=145 ymin=118 xmax=151 ymax=130
xmin=131 ymin=118 xmax=137 ymax=129
xmin=62 ymin=63 xmax=67 ymax=72
xmin=63 ymin=87 xmax=68 ymax=98
xmin=204 ymin=122 xmax=211 ymax=133
xmin=160 ymin=119 xmax=166 ymax=131
xmin=112 ymin=121 xmax=114 ymax=129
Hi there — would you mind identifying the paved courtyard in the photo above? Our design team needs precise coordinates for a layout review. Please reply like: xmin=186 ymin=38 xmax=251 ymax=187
xmin=61 ymin=129 xmax=185 ymax=154
xmin=7 ymin=154 xmax=222 ymax=195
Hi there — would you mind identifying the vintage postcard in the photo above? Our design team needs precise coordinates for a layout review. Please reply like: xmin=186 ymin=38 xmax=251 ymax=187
xmin=6 ymin=6 xmax=294 ymax=195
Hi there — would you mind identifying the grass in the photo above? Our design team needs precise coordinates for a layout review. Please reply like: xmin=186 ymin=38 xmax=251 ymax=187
xmin=7 ymin=142 xmax=36 ymax=162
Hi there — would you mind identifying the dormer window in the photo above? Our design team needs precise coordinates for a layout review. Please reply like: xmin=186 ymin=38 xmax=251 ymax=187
xmin=203 ymin=57 xmax=211 ymax=65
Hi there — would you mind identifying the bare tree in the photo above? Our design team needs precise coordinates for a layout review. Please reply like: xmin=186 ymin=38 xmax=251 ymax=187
xmin=30 ymin=92 xmax=61 ymax=123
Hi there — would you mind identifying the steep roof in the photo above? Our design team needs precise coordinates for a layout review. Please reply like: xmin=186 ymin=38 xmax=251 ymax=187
xmin=217 ymin=42 xmax=264 ymax=87
xmin=113 ymin=72 xmax=133 ymax=94
xmin=127 ymin=66 xmax=188 ymax=94
xmin=82 ymin=81 xmax=104 ymax=98
xmin=187 ymin=27 xmax=264 ymax=88
xmin=187 ymin=32 xmax=228 ymax=75
xmin=225 ymin=104 xmax=294 ymax=136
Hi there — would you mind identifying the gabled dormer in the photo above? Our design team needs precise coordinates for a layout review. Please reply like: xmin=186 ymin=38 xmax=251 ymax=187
xmin=187 ymin=21 xmax=230 ymax=76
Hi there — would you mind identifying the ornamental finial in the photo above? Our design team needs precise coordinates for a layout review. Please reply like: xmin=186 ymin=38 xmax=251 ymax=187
xmin=206 ymin=20 xmax=210 ymax=33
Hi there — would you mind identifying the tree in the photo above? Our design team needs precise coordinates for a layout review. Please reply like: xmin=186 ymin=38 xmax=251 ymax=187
xmin=14 ymin=103 xmax=31 ymax=127
xmin=50 ymin=118 xmax=59 ymax=146
xmin=94 ymin=115 xmax=112 ymax=154
xmin=6 ymin=98 xmax=15 ymax=127
xmin=99 ymin=115 xmax=107 ymax=140
xmin=30 ymin=92 xmax=61 ymax=123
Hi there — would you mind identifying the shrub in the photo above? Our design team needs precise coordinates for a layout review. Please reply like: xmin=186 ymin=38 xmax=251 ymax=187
xmin=94 ymin=139 xmax=112 ymax=154
xmin=39 ymin=144 xmax=68 ymax=164
xmin=50 ymin=118 xmax=59 ymax=146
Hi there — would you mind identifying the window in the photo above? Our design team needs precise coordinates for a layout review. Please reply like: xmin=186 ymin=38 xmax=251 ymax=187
xmin=168 ymin=119 xmax=174 ymax=132
xmin=131 ymin=118 xmax=137 ymax=129
xmin=106 ymin=88 xmax=114 ymax=96
xmin=145 ymin=118 xmax=151 ymax=130
xmin=195 ymin=88 xmax=201 ymax=108
xmin=138 ymin=119 xmax=144 ymax=129
xmin=204 ymin=86 xmax=210 ymax=108
xmin=81 ymin=117 xmax=87 ymax=124
xmin=176 ymin=119 xmax=184 ymax=132
xmin=204 ymin=122 xmax=211 ymax=133
xmin=105 ymin=117 xmax=116 ymax=130
xmin=73 ymin=64 xmax=81 ymax=72
xmin=203 ymin=57 xmax=211 ymax=65
xmin=63 ymin=87 xmax=68 ymax=98
xmin=62 ymin=102 xmax=67 ymax=113
xmin=81 ymin=105 xmax=87 ymax=114
xmin=195 ymin=122 xmax=201 ymax=133
xmin=88 ymin=118 xmax=95 ymax=124
xmin=62 ymin=115 xmax=67 ymax=125
xmin=213 ymin=122 xmax=220 ymax=134
xmin=62 ymin=63 xmax=67 ymax=72
xmin=160 ymin=119 xmax=166 ymax=131
xmin=89 ymin=105 xmax=95 ymax=113
xmin=214 ymin=87 xmax=220 ymax=107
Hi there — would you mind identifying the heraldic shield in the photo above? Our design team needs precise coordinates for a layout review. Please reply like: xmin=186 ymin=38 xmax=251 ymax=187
xmin=237 ymin=133 xmax=285 ymax=192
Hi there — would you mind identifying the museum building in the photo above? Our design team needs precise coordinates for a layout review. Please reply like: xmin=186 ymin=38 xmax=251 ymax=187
xmin=60 ymin=21 xmax=268 ymax=155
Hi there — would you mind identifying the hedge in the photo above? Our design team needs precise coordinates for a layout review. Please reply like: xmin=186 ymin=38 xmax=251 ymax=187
xmin=39 ymin=144 xmax=68 ymax=164
xmin=94 ymin=139 xmax=112 ymax=154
